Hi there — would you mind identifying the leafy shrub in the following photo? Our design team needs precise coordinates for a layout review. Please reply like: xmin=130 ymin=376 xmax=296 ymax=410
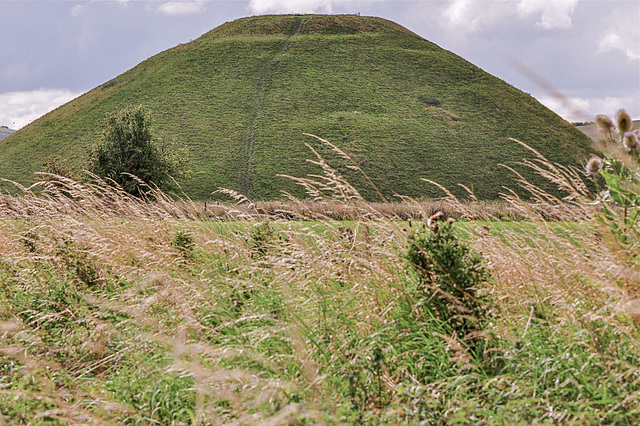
xmin=250 ymin=221 xmax=274 ymax=258
xmin=88 ymin=105 xmax=186 ymax=196
xmin=405 ymin=214 xmax=491 ymax=339
xmin=41 ymin=156 xmax=82 ymax=181
xmin=172 ymin=230 xmax=195 ymax=259
xmin=56 ymin=239 xmax=101 ymax=288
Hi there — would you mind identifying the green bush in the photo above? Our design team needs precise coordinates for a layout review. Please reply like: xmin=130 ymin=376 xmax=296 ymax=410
xmin=88 ymin=105 xmax=185 ymax=196
xmin=172 ymin=230 xmax=196 ymax=260
xmin=250 ymin=221 xmax=274 ymax=258
xmin=405 ymin=215 xmax=491 ymax=339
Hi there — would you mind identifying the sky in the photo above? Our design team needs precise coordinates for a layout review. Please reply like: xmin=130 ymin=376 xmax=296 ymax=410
xmin=1 ymin=0 xmax=638 ymax=130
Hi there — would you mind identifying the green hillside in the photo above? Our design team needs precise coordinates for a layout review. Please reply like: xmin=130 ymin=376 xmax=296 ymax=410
xmin=0 ymin=15 xmax=593 ymax=200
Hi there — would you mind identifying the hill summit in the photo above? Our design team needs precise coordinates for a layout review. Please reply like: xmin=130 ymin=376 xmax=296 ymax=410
xmin=0 ymin=15 xmax=592 ymax=200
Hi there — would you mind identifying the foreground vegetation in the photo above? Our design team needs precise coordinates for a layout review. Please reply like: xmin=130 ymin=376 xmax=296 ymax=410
xmin=1 ymin=135 xmax=639 ymax=424
xmin=0 ymin=14 xmax=592 ymax=201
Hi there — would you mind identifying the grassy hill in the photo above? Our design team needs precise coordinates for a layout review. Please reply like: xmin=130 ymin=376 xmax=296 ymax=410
xmin=0 ymin=14 xmax=593 ymax=201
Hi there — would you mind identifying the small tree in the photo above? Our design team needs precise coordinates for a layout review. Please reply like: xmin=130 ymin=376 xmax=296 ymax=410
xmin=89 ymin=105 xmax=184 ymax=196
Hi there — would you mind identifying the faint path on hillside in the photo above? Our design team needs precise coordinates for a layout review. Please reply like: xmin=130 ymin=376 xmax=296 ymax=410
xmin=239 ymin=16 xmax=307 ymax=198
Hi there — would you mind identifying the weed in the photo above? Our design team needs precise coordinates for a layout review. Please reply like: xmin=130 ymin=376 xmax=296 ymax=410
xmin=588 ymin=109 xmax=640 ymax=248
xmin=172 ymin=230 xmax=196 ymax=259
xmin=19 ymin=228 xmax=38 ymax=253
xmin=405 ymin=215 xmax=491 ymax=339
xmin=56 ymin=239 xmax=101 ymax=288
xmin=249 ymin=220 xmax=274 ymax=258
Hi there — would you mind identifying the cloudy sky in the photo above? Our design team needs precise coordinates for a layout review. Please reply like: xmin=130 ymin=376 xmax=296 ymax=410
xmin=1 ymin=0 xmax=638 ymax=129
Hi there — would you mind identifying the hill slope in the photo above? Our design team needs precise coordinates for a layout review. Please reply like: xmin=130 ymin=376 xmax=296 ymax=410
xmin=0 ymin=15 xmax=593 ymax=200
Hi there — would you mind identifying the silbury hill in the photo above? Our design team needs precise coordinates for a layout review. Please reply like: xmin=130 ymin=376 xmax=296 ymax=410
xmin=0 ymin=15 xmax=593 ymax=201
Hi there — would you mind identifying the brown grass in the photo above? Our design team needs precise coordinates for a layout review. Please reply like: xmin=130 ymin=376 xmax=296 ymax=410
xmin=0 ymin=146 xmax=638 ymax=423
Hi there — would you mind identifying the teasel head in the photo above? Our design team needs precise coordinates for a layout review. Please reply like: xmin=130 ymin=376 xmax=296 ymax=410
xmin=596 ymin=115 xmax=614 ymax=133
xmin=616 ymin=109 xmax=632 ymax=134
xmin=585 ymin=156 xmax=602 ymax=175
xmin=623 ymin=131 xmax=639 ymax=151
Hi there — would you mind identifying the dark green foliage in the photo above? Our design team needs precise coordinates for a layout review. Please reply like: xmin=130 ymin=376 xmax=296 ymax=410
xmin=56 ymin=240 xmax=101 ymax=288
xmin=250 ymin=221 xmax=274 ymax=258
xmin=405 ymin=217 xmax=491 ymax=337
xmin=41 ymin=156 xmax=81 ymax=181
xmin=172 ymin=230 xmax=196 ymax=259
xmin=88 ymin=105 xmax=184 ymax=196
xmin=19 ymin=229 xmax=38 ymax=253
xmin=417 ymin=95 xmax=442 ymax=107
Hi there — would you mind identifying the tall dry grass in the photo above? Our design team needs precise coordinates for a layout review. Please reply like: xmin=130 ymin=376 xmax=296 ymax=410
xmin=0 ymin=142 xmax=639 ymax=423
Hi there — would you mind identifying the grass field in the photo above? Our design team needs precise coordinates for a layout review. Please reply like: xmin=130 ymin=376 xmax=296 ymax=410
xmin=0 ymin=164 xmax=638 ymax=424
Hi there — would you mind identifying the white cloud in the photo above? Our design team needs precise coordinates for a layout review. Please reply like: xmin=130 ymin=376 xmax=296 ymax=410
xmin=443 ymin=0 xmax=512 ymax=32
xmin=71 ymin=0 xmax=131 ymax=17
xmin=537 ymin=95 xmax=590 ymax=122
xmin=598 ymin=13 xmax=640 ymax=61
xmin=442 ymin=0 xmax=579 ymax=34
xmin=0 ymin=89 xmax=83 ymax=130
xmin=537 ymin=95 xmax=636 ymax=122
xmin=443 ymin=0 xmax=475 ymax=30
xmin=158 ymin=1 xmax=206 ymax=15
xmin=247 ymin=0 xmax=358 ymax=15
xmin=517 ymin=0 xmax=578 ymax=29
xmin=70 ymin=4 xmax=83 ymax=17
xmin=599 ymin=31 xmax=640 ymax=60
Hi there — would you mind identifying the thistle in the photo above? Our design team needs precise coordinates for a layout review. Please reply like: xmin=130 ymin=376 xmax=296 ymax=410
xmin=616 ymin=109 xmax=632 ymax=134
xmin=585 ymin=156 xmax=602 ymax=175
xmin=596 ymin=114 xmax=614 ymax=135
xmin=623 ymin=131 xmax=639 ymax=150
xmin=596 ymin=114 xmax=614 ymax=129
